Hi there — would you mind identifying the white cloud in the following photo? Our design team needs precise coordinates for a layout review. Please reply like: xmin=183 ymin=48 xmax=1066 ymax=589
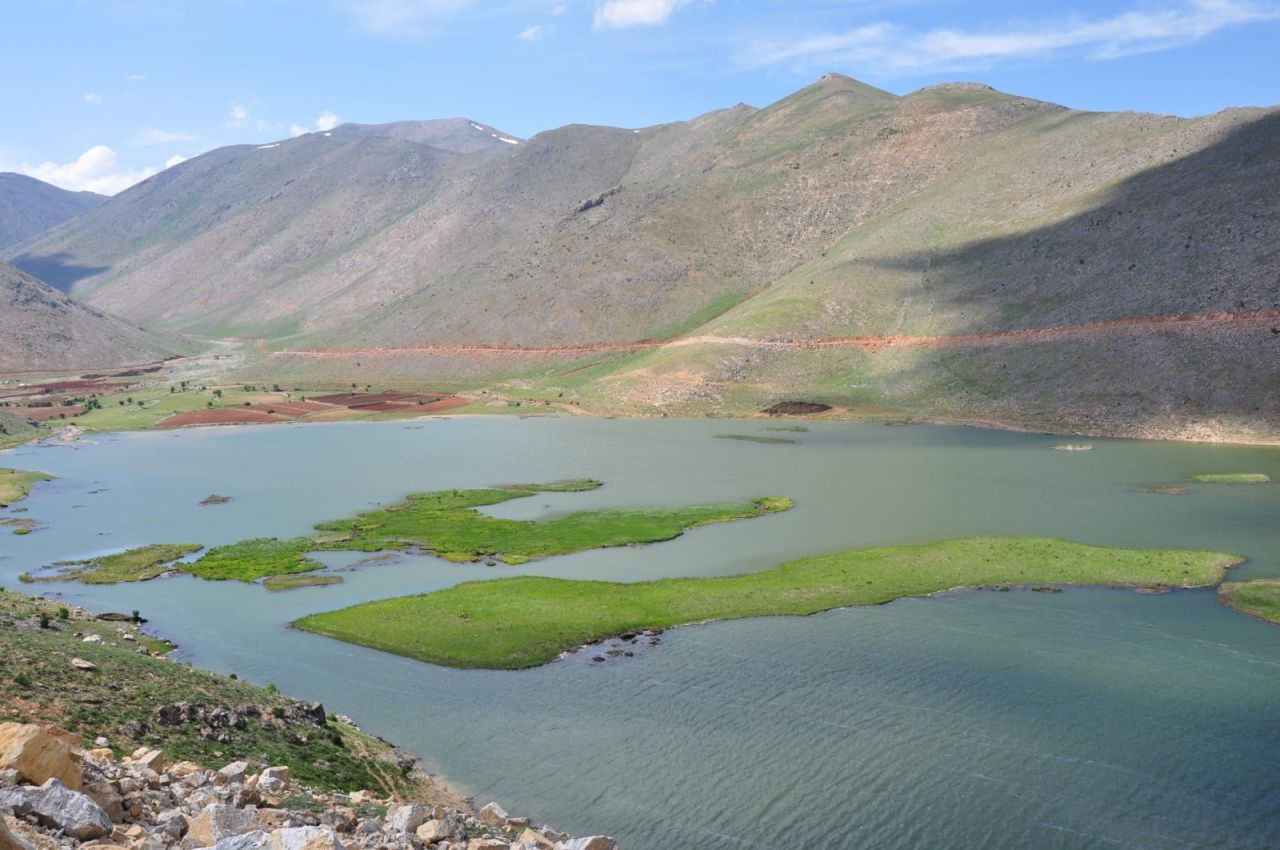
xmin=314 ymin=110 xmax=341 ymax=131
xmin=83 ymin=92 xmax=102 ymax=106
xmin=290 ymin=123 xmax=310 ymax=137
xmin=740 ymin=0 xmax=1280 ymax=74
xmin=18 ymin=146 xmax=156 ymax=195
xmin=593 ymin=0 xmax=689 ymax=29
xmin=518 ymin=23 xmax=551 ymax=40
xmin=552 ymin=2 xmax=567 ymax=14
xmin=164 ymin=154 xmax=188 ymax=168
xmin=338 ymin=0 xmax=476 ymax=36
xmin=226 ymin=103 xmax=250 ymax=128
xmin=128 ymin=73 xmax=145 ymax=81
xmin=135 ymin=128 xmax=202 ymax=146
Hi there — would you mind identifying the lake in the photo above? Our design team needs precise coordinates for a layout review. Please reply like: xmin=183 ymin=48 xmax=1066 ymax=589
xmin=3 ymin=417 xmax=1279 ymax=848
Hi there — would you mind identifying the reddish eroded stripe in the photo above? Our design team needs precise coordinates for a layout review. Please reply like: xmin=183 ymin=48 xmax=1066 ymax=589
xmin=269 ymin=310 xmax=1280 ymax=358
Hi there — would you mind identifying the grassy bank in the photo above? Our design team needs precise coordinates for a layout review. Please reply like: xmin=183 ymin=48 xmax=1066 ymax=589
xmin=1219 ymin=579 xmax=1280 ymax=623
xmin=296 ymin=536 xmax=1241 ymax=669
xmin=0 ymin=590 xmax=449 ymax=799
xmin=0 ymin=467 xmax=53 ymax=507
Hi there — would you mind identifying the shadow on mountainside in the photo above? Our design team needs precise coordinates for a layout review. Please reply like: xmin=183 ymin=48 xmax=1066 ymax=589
xmin=8 ymin=251 xmax=110 ymax=292
xmin=859 ymin=110 xmax=1280 ymax=436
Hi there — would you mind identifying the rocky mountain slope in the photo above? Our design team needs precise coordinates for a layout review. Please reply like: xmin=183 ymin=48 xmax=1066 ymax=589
xmin=7 ymin=76 xmax=1278 ymax=438
xmin=0 ymin=173 xmax=104 ymax=251
xmin=0 ymin=261 xmax=176 ymax=371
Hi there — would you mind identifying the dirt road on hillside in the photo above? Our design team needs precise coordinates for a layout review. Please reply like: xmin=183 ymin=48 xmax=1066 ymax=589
xmin=268 ymin=310 xmax=1280 ymax=359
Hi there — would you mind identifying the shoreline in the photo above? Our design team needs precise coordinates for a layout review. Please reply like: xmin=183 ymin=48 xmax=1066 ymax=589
xmin=6 ymin=407 xmax=1280 ymax=454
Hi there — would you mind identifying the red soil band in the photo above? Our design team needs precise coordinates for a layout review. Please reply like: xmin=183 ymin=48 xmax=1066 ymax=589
xmin=310 ymin=391 xmax=448 ymax=407
xmin=8 ymin=406 xmax=85 ymax=421
xmin=158 ymin=409 xmax=288 ymax=427
xmin=268 ymin=310 xmax=1280 ymax=360
xmin=245 ymin=402 xmax=335 ymax=416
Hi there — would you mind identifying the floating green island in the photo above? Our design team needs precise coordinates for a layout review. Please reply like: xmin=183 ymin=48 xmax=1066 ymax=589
xmin=25 ymin=480 xmax=791 ymax=588
xmin=0 ymin=468 xmax=54 ymax=508
xmin=1191 ymin=473 xmax=1271 ymax=484
xmin=21 ymin=543 xmax=203 ymax=584
xmin=295 ymin=536 xmax=1242 ymax=669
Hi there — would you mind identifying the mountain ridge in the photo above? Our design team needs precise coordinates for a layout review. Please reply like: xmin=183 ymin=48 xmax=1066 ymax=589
xmin=0 ymin=173 xmax=105 ymax=251
xmin=5 ymin=76 xmax=1278 ymax=439
xmin=0 ymin=260 xmax=178 ymax=372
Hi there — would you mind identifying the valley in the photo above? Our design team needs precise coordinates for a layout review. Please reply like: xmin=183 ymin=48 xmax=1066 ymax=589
xmin=2 ymin=30 xmax=1278 ymax=849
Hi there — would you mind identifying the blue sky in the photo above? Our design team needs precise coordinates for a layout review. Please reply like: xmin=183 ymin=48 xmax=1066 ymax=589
xmin=3 ymin=0 xmax=1278 ymax=194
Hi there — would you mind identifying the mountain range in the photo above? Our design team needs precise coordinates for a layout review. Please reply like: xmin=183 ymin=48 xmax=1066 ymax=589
xmin=0 ymin=173 xmax=104 ymax=251
xmin=3 ymin=75 xmax=1277 ymax=439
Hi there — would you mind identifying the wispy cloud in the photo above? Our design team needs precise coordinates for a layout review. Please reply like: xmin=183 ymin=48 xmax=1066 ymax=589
xmin=164 ymin=154 xmax=188 ymax=168
xmin=594 ymin=0 xmax=690 ymax=29
xmin=518 ymin=23 xmax=552 ymax=40
xmin=83 ymin=92 xmax=102 ymax=107
xmin=19 ymin=146 xmax=156 ymax=195
xmin=739 ymin=0 xmax=1280 ymax=75
xmin=226 ymin=103 xmax=250 ymax=128
xmin=134 ymin=128 xmax=202 ymax=146
xmin=337 ymin=0 xmax=476 ymax=37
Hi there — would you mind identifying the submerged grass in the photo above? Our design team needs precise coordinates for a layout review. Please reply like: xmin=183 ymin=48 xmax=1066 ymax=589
xmin=263 ymin=574 xmax=344 ymax=591
xmin=1191 ymin=473 xmax=1271 ymax=484
xmin=713 ymin=434 xmax=797 ymax=444
xmin=0 ymin=468 xmax=53 ymax=507
xmin=1219 ymin=579 xmax=1280 ymax=624
xmin=20 ymin=543 xmax=203 ymax=584
xmin=296 ymin=536 xmax=1241 ymax=669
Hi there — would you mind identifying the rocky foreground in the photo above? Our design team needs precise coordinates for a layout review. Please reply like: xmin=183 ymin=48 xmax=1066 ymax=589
xmin=0 ymin=723 xmax=616 ymax=850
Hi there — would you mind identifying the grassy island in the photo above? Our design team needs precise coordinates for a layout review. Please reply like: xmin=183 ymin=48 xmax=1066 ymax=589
xmin=1219 ymin=579 xmax=1280 ymax=624
xmin=0 ymin=467 xmax=53 ymax=507
xmin=21 ymin=543 xmax=203 ymax=584
xmin=1192 ymin=473 xmax=1271 ymax=484
xmin=30 ymin=481 xmax=791 ymax=587
xmin=295 ymin=536 xmax=1241 ymax=669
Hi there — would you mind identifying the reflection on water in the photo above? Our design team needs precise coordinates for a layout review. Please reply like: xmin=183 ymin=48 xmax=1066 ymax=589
xmin=2 ymin=418 xmax=1279 ymax=848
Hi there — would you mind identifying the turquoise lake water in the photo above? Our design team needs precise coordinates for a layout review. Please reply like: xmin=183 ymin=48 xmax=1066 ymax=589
xmin=2 ymin=417 xmax=1279 ymax=848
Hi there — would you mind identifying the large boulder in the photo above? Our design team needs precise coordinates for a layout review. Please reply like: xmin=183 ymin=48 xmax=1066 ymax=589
xmin=558 ymin=839 xmax=616 ymax=850
xmin=477 ymin=802 xmax=509 ymax=827
xmin=0 ymin=778 xmax=112 ymax=840
xmin=0 ymin=724 xmax=82 ymax=790
xmin=186 ymin=803 xmax=262 ymax=847
xmin=386 ymin=803 xmax=429 ymax=834
xmin=215 ymin=761 xmax=248 ymax=786
xmin=271 ymin=826 xmax=343 ymax=850
xmin=204 ymin=831 xmax=272 ymax=850
xmin=516 ymin=829 xmax=555 ymax=849
xmin=415 ymin=819 xmax=452 ymax=843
